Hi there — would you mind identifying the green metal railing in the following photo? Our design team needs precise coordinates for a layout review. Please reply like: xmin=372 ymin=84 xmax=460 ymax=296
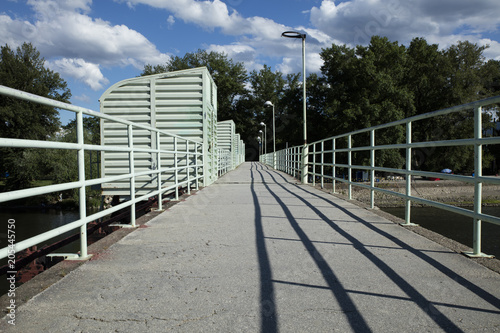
xmin=217 ymin=148 xmax=231 ymax=176
xmin=263 ymin=96 xmax=500 ymax=258
xmin=0 ymin=85 xmax=204 ymax=260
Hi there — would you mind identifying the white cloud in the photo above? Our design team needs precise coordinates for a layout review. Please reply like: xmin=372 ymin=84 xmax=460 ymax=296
xmin=74 ymin=93 xmax=91 ymax=103
xmin=207 ymin=43 xmax=255 ymax=62
xmin=27 ymin=0 xmax=92 ymax=16
xmin=483 ymin=40 xmax=500 ymax=61
xmin=121 ymin=0 xmax=249 ymax=34
xmin=0 ymin=0 xmax=170 ymax=90
xmin=120 ymin=0 xmax=319 ymax=73
xmin=207 ymin=43 xmax=261 ymax=71
xmin=309 ymin=0 xmax=500 ymax=51
xmin=167 ymin=15 xmax=175 ymax=29
xmin=46 ymin=58 xmax=109 ymax=91
xmin=116 ymin=0 xmax=500 ymax=77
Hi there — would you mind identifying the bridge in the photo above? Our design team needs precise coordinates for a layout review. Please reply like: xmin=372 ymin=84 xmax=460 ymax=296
xmin=1 ymin=161 xmax=499 ymax=332
xmin=1 ymin=80 xmax=500 ymax=331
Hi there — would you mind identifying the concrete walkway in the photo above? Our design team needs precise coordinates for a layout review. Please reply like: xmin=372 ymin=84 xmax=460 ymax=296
xmin=2 ymin=162 xmax=500 ymax=332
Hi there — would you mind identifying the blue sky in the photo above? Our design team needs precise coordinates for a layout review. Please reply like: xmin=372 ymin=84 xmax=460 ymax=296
xmin=2 ymin=0 xmax=500 ymax=124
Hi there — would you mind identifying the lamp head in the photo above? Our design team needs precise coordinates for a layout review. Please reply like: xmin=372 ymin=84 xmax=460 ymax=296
xmin=264 ymin=101 xmax=273 ymax=107
xmin=260 ymin=122 xmax=265 ymax=126
xmin=281 ymin=31 xmax=306 ymax=39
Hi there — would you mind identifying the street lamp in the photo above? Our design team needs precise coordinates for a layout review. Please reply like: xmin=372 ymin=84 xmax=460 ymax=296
xmin=282 ymin=30 xmax=307 ymax=183
xmin=259 ymin=122 xmax=267 ymax=156
xmin=264 ymin=101 xmax=276 ymax=169
xmin=257 ymin=136 xmax=262 ymax=160
xmin=259 ymin=130 xmax=263 ymax=162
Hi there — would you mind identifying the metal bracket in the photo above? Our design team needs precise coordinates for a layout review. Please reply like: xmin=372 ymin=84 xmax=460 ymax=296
xmin=46 ymin=253 xmax=93 ymax=261
xmin=109 ymin=223 xmax=137 ymax=228
xmin=462 ymin=251 xmax=495 ymax=258
xmin=400 ymin=222 xmax=419 ymax=227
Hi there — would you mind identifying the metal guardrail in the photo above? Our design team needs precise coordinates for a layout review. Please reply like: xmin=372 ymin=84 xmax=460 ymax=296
xmin=0 ymin=85 xmax=204 ymax=260
xmin=263 ymin=95 xmax=500 ymax=257
xmin=217 ymin=148 xmax=231 ymax=177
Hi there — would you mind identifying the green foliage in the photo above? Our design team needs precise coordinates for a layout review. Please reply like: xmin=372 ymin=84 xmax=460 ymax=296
xmin=141 ymin=49 xmax=248 ymax=122
xmin=317 ymin=36 xmax=499 ymax=172
xmin=245 ymin=65 xmax=289 ymax=151
xmin=0 ymin=43 xmax=70 ymax=139
xmin=318 ymin=36 xmax=411 ymax=167
xmin=0 ymin=42 xmax=71 ymax=190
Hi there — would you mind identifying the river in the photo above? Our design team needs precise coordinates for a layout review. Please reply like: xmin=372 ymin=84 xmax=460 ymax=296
xmin=0 ymin=208 xmax=81 ymax=250
xmin=0 ymin=208 xmax=86 ymax=296
xmin=382 ymin=206 xmax=500 ymax=258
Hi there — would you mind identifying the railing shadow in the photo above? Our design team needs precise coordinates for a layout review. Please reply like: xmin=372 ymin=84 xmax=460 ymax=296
xmin=253 ymin=163 xmax=372 ymax=332
xmin=258 ymin=165 xmax=493 ymax=332
xmin=268 ymin=168 xmax=500 ymax=312
xmin=250 ymin=162 xmax=278 ymax=332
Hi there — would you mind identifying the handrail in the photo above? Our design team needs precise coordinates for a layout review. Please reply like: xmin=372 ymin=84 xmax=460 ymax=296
xmin=263 ymin=95 xmax=500 ymax=258
xmin=217 ymin=148 xmax=231 ymax=176
xmin=0 ymin=85 xmax=204 ymax=260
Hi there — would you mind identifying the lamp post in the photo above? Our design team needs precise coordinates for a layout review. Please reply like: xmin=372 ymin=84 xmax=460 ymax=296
xmin=257 ymin=136 xmax=261 ymax=161
xmin=282 ymin=30 xmax=307 ymax=183
xmin=264 ymin=101 xmax=276 ymax=169
xmin=260 ymin=122 xmax=267 ymax=166
xmin=259 ymin=130 xmax=263 ymax=162
xmin=259 ymin=122 xmax=267 ymax=157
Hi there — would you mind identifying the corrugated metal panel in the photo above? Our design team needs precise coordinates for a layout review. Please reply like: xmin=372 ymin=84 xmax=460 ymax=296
xmin=217 ymin=120 xmax=235 ymax=170
xmin=100 ymin=67 xmax=217 ymax=197
xmin=235 ymin=133 xmax=241 ymax=166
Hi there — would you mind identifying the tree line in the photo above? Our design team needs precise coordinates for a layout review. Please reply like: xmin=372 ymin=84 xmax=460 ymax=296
xmin=1 ymin=36 xmax=500 ymax=194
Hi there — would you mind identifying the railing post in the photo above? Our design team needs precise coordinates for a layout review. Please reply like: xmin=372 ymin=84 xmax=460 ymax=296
xmin=302 ymin=144 xmax=309 ymax=184
xmin=348 ymin=135 xmax=352 ymax=200
xmin=174 ymin=136 xmax=179 ymax=201
xmin=312 ymin=143 xmax=316 ymax=186
xmin=77 ymin=111 xmax=90 ymax=259
xmin=332 ymin=138 xmax=336 ymax=194
xmin=405 ymin=122 xmax=411 ymax=223
xmin=370 ymin=130 xmax=375 ymax=209
xmin=288 ymin=148 xmax=291 ymax=175
xmin=157 ymin=132 xmax=163 ymax=211
xmin=128 ymin=124 xmax=136 ymax=227
xmin=464 ymin=106 xmax=492 ymax=257
xmin=296 ymin=146 xmax=299 ymax=178
xmin=186 ymin=140 xmax=191 ymax=195
xmin=296 ymin=146 xmax=300 ymax=179
xmin=401 ymin=122 xmax=417 ymax=226
xmin=195 ymin=143 xmax=200 ymax=190
xmin=321 ymin=141 xmax=324 ymax=189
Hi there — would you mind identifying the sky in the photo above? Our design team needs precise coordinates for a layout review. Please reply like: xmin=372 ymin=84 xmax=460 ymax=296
xmin=1 ymin=0 xmax=500 ymax=124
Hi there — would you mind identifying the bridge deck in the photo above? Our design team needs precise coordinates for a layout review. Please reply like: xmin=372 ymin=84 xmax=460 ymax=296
xmin=3 ymin=162 xmax=500 ymax=332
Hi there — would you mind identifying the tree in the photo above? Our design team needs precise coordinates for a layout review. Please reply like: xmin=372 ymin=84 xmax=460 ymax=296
xmin=413 ymin=41 xmax=496 ymax=173
xmin=246 ymin=65 xmax=288 ymax=152
xmin=141 ymin=49 xmax=248 ymax=122
xmin=320 ymin=36 xmax=411 ymax=168
xmin=319 ymin=36 xmax=499 ymax=173
xmin=0 ymin=42 xmax=71 ymax=190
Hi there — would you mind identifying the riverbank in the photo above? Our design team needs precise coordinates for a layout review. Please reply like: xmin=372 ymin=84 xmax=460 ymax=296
xmin=314 ymin=178 xmax=500 ymax=208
